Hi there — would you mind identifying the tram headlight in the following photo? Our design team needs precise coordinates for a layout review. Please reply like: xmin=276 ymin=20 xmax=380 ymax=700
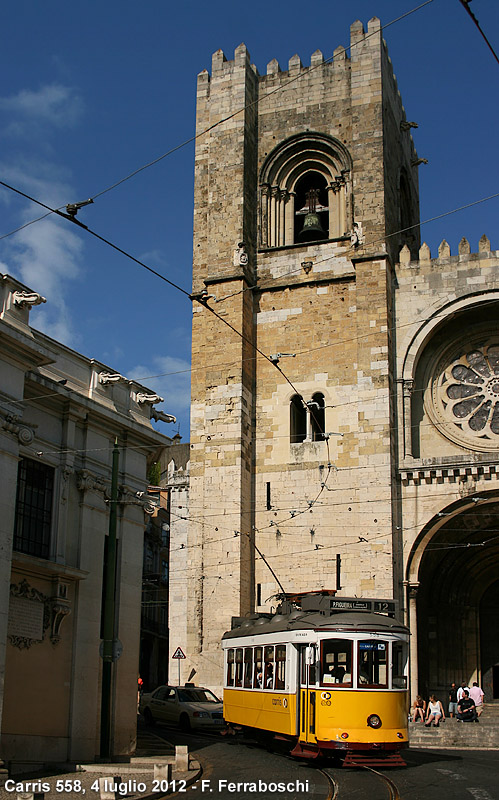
xmin=340 ymin=732 xmax=349 ymax=739
xmin=367 ymin=714 xmax=382 ymax=729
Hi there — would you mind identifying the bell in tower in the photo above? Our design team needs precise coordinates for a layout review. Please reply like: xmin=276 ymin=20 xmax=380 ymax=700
xmin=296 ymin=187 xmax=328 ymax=243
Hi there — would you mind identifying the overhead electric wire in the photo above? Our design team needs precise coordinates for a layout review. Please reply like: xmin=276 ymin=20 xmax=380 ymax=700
xmin=458 ymin=0 xmax=499 ymax=67
xmin=3 ymin=1 xmax=494 ymax=604
xmin=0 ymin=1 xmax=434 ymax=243
xmin=214 ymin=190 xmax=499 ymax=306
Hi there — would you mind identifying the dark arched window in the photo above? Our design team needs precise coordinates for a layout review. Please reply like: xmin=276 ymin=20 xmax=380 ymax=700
xmin=310 ymin=393 xmax=326 ymax=441
xmin=290 ymin=395 xmax=307 ymax=443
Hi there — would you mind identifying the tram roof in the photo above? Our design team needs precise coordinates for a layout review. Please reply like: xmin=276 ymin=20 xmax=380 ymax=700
xmin=222 ymin=610 xmax=409 ymax=640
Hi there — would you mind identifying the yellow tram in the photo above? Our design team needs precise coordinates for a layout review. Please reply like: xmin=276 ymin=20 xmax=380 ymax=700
xmin=222 ymin=593 xmax=409 ymax=764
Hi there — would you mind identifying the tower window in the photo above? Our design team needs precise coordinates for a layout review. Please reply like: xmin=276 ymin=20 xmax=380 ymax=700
xmin=290 ymin=395 xmax=307 ymax=443
xmin=290 ymin=392 xmax=327 ymax=443
xmin=310 ymin=392 xmax=326 ymax=441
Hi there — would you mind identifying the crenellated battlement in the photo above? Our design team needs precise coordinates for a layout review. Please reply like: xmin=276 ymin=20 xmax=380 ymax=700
xmin=398 ymin=235 xmax=496 ymax=268
xmin=197 ymin=16 xmax=384 ymax=87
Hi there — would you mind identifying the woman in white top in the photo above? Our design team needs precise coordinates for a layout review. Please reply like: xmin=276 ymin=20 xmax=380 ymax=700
xmin=425 ymin=694 xmax=445 ymax=727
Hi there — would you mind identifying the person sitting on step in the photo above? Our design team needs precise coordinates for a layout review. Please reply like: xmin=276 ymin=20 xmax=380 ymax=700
xmin=412 ymin=695 xmax=426 ymax=722
xmin=456 ymin=689 xmax=478 ymax=722
xmin=425 ymin=694 xmax=445 ymax=727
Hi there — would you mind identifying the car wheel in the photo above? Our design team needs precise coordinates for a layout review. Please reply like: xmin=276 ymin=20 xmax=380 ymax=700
xmin=179 ymin=713 xmax=191 ymax=732
xmin=144 ymin=707 xmax=155 ymax=726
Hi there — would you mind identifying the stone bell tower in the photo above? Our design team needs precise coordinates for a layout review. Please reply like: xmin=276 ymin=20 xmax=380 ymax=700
xmin=173 ymin=17 xmax=420 ymax=690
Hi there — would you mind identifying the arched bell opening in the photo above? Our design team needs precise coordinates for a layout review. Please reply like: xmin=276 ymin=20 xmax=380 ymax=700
xmin=294 ymin=172 xmax=329 ymax=243
xmin=259 ymin=132 xmax=352 ymax=248
xmin=408 ymin=495 xmax=499 ymax=701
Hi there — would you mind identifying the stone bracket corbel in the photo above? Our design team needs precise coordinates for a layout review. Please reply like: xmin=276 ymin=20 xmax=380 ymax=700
xmin=12 ymin=290 xmax=46 ymax=309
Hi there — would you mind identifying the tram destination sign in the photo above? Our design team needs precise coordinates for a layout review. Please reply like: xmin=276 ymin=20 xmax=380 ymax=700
xmin=329 ymin=598 xmax=398 ymax=615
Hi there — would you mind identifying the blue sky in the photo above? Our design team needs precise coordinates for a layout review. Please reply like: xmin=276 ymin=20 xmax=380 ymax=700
xmin=0 ymin=0 xmax=498 ymax=439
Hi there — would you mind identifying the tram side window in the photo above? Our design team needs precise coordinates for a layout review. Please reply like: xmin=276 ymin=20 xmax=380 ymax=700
xmin=392 ymin=641 xmax=408 ymax=689
xmin=254 ymin=646 xmax=263 ymax=688
xmin=244 ymin=648 xmax=253 ymax=688
xmin=321 ymin=639 xmax=352 ymax=686
xmin=235 ymin=648 xmax=243 ymax=687
xmin=275 ymin=645 xmax=286 ymax=689
xmin=227 ymin=649 xmax=235 ymax=687
xmin=264 ymin=645 xmax=275 ymax=689
xmin=358 ymin=641 xmax=387 ymax=688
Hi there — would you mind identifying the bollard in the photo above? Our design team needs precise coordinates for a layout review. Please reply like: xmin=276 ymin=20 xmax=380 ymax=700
xmin=175 ymin=745 xmax=189 ymax=772
xmin=154 ymin=763 xmax=172 ymax=782
xmin=98 ymin=776 xmax=122 ymax=800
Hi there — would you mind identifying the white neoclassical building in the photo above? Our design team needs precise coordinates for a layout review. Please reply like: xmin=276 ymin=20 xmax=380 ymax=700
xmin=0 ymin=272 xmax=172 ymax=773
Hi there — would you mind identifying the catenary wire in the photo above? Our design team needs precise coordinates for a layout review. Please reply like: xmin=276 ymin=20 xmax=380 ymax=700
xmin=457 ymin=0 xmax=499 ymax=67
xmin=0 ymin=1 xmax=434 ymax=242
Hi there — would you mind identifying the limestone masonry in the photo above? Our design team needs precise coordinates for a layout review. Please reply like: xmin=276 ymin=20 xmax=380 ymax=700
xmin=169 ymin=18 xmax=499 ymax=703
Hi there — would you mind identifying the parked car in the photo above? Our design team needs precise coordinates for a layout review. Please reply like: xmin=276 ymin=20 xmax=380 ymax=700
xmin=139 ymin=684 xmax=224 ymax=731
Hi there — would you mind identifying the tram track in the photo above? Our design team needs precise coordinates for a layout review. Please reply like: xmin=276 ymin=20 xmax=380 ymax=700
xmin=321 ymin=764 xmax=402 ymax=800
xmin=145 ymin=723 xmax=402 ymax=800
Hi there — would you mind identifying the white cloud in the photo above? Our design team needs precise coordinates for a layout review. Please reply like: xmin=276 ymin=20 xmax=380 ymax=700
xmin=138 ymin=249 xmax=169 ymax=269
xmin=8 ymin=215 xmax=83 ymax=346
xmin=0 ymin=84 xmax=83 ymax=131
xmin=0 ymin=84 xmax=85 ymax=346
xmin=0 ymin=160 xmax=73 ymax=208
xmin=0 ymin=162 xmax=84 ymax=347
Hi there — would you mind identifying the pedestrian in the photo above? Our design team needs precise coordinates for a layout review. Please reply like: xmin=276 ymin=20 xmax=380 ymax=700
xmin=456 ymin=689 xmax=478 ymax=722
xmin=469 ymin=681 xmax=484 ymax=717
xmin=448 ymin=682 xmax=458 ymax=718
xmin=411 ymin=695 xmax=426 ymax=722
xmin=425 ymin=695 xmax=445 ymax=727
xmin=137 ymin=675 xmax=144 ymax=711
xmin=457 ymin=681 xmax=469 ymax=703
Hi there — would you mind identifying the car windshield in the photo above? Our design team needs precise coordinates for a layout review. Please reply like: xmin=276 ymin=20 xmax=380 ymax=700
xmin=177 ymin=688 xmax=220 ymax=703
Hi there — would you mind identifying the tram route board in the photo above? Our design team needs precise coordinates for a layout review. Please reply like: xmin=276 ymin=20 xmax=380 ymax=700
xmin=328 ymin=598 xmax=398 ymax=614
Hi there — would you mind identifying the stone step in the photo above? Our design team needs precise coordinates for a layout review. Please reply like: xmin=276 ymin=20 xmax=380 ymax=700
xmin=409 ymin=720 xmax=499 ymax=750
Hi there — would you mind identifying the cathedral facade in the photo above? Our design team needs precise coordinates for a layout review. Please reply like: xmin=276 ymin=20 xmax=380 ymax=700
xmin=171 ymin=18 xmax=499 ymax=702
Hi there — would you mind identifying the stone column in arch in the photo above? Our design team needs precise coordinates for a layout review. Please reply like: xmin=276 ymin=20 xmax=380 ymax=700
xmin=406 ymin=581 xmax=420 ymax=702
xmin=284 ymin=192 xmax=295 ymax=245
xmin=270 ymin=186 xmax=279 ymax=248
xmin=403 ymin=380 xmax=414 ymax=458
xmin=327 ymin=184 xmax=337 ymax=238
xmin=260 ymin=184 xmax=270 ymax=247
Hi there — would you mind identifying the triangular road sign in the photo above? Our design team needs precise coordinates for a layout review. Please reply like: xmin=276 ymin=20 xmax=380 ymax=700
xmin=172 ymin=647 xmax=186 ymax=659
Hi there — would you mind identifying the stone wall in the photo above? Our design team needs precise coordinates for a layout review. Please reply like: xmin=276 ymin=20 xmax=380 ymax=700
xmin=186 ymin=18 xmax=422 ymax=692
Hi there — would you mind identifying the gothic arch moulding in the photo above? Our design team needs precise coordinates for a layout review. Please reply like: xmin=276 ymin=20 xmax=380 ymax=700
xmin=259 ymin=132 xmax=353 ymax=248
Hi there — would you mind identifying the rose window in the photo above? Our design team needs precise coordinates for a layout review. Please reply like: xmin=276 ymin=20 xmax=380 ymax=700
xmin=432 ymin=342 xmax=499 ymax=449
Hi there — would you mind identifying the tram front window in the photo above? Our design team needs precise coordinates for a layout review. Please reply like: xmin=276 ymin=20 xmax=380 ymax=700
xmin=321 ymin=639 xmax=352 ymax=686
xmin=392 ymin=641 xmax=408 ymax=688
xmin=358 ymin=641 xmax=387 ymax=687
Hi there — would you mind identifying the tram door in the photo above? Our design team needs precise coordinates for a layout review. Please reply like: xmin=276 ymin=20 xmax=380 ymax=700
xmin=298 ymin=644 xmax=317 ymax=743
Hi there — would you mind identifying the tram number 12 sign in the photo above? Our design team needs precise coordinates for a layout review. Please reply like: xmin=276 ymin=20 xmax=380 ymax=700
xmin=172 ymin=647 xmax=186 ymax=659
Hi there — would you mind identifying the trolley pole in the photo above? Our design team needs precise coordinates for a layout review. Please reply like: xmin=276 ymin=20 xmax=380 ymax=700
xmin=100 ymin=438 xmax=120 ymax=759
